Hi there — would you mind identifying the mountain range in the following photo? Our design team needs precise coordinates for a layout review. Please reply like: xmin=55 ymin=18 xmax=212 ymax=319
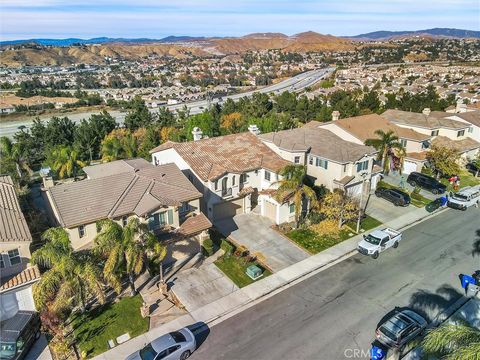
xmin=1 ymin=28 xmax=478 ymax=47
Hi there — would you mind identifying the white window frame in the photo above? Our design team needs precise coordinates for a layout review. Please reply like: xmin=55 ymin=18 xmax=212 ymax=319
xmin=8 ymin=249 xmax=21 ymax=266
xmin=400 ymin=139 xmax=407 ymax=148
xmin=289 ymin=203 xmax=295 ymax=214
xmin=309 ymin=156 xmax=314 ymax=165
xmin=431 ymin=130 xmax=439 ymax=136
xmin=122 ymin=216 xmax=128 ymax=227
xmin=356 ymin=160 xmax=369 ymax=172
xmin=264 ymin=170 xmax=271 ymax=181
xmin=315 ymin=157 xmax=328 ymax=169
xmin=0 ymin=255 xmax=5 ymax=268
xmin=294 ymin=156 xmax=300 ymax=164
xmin=457 ymin=130 xmax=465 ymax=137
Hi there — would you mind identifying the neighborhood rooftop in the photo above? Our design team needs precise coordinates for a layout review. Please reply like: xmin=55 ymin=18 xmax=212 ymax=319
xmin=259 ymin=127 xmax=377 ymax=164
xmin=150 ymin=132 xmax=291 ymax=181
xmin=83 ymin=158 xmax=152 ymax=179
xmin=48 ymin=163 xmax=202 ymax=228
xmin=382 ymin=109 xmax=471 ymax=130
xmin=0 ymin=175 xmax=32 ymax=243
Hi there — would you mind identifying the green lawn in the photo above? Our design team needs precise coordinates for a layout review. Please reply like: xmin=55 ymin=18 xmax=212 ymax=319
xmin=345 ymin=215 xmax=382 ymax=232
xmin=439 ymin=170 xmax=480 ymax=190
xmin=377 ymin=180 xmax=431 ymax=208
xmin=214 ymin=255 xmax=271 ymax=288
xmin=71 ymin=295 xmax=149 ymax=358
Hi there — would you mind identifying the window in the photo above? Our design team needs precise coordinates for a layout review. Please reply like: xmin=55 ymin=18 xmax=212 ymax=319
xmin=343 ymin=164 xmax=347 ymax=172
xmin=431 ymin=130 xmax=439 ymax=136
xmin=264 ymin=170 xmax=271 ymax=181
xmin=0 ymin=255 xmax=4 ymax=269
xmin=240 ymin=173 xmax=248 ymax=184
xmin=222 ymin=177 xmax=228 ymax=191
xmin=78 ymin=225 xmax=86 ymax=238
xmin=289 ymin=203 xmax=295 ymax=214
xmin=400 ymin=139 xmax=407 ymax=148
xmin=8 ymin=249 xmax=21 ymax=266
xmin=309 ymin=156 xmax=314 ymax=165
xmin=457 ymin=130 xmax=465 ymax=137
xmin=315 ymin=157 xmax=328 ymax=169
xmin=422 ymin=141 xmax=430 ymax=150
xmin=122 ymin=216 xmax=128 ymax=227
xmin=294 ymin=156 xmax=300 ymax=164
xmin=214 ymin=180 xmax=218 ymax=190
xmin=232 ymin=175 xmax=236 ymax=186
xmin=179 ymin=202 xmax=190 ymax=213
xmin=167 ymin=345 xmax=181 ymax=356
xmin=356 ymin=160 xmax=369 ymax=172
xmin=468 ymin=127 xmax=473 ymax=133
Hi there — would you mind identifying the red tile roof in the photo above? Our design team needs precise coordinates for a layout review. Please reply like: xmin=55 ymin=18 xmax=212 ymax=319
xmin=177 ymin=213 xmax=212 ymax=237
xmin=0 ymin=265 xmax=40 ymax=292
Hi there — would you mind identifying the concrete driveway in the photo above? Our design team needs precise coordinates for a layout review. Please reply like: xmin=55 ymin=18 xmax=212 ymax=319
xmin=214 ymin=214 xmax=309 ymax=272
xmin=382 ymin=173 xmax=439 ymax=200
xmin=365 ymin=193 xmax=414 ymax=224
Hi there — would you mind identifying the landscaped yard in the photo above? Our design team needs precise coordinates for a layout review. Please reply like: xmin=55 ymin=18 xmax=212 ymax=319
xmin=214 ymin=255 xmax=272 ymax=288
xmin=287 ymin=215 xmax=382 ymax=254
xmin=71 ymin=295 xmax=149 ymax=358
xmin=377 ymin=180 xmax=431 ymax=208
xmin=439 ymin=170 xmax=480 ymax=190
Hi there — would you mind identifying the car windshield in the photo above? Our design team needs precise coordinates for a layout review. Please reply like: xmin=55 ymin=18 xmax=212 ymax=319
xmin=170 ymin=331 xmax=186 ymax=343
xmin=452 ymin=193 xmax=468 ymax=202
xmin=139 ymin=344 xmax=158 ymax=360
xmin=364 ymin=234 xmax=381 ymax=245
xmin=0 ymin=342 xmax=17 ymax=360
xmin=379 ymin=325 xmax=398 ymax=342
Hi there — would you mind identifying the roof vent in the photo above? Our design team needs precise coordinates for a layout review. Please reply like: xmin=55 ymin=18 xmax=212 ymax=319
xmin=332 ymin=110 xmax=340 ymax=121
xmin=192 ymin=127 xmax=203 ymax=141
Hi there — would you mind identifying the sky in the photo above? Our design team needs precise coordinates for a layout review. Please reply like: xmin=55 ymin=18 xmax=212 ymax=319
xmin=0 ymin=0 xmax=479 ymax=40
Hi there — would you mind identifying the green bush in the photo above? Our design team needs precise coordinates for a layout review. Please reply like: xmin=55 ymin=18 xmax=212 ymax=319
xmin=307 ymin=211 xmax=323 ymax=225
xmin=201 ymin=238 xmax=214 ymax=257
xmin=410 ymin=191 xmax=423 ymax=200
xmin=220 ymin=239 xmax=234 ymax=255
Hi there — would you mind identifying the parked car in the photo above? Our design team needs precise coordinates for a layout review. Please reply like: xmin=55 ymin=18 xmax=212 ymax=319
xmin=406 ymin=172 xmax=447 ymax=195
xmin=375 ymin=188 xmax=411 ymax=206
xmin=0 ymin=311 xmax=41 ymax=360
xmin=126 ymin=328 xmax=196 ymax=360
xmin=425 ymin=198 xmax=443 ymax=213
xmin=376 ymin=309 xmax=427 ymax=349
xmin=447 ymin=185 xmax=480 ymax=211
xmin=466 ymin=162 xmax=480 ymax=177
xmin=357 ymin=228 xmax=402 ymax=259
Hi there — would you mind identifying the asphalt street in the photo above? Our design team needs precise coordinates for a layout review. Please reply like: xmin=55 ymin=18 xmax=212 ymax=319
xmin=191 ymin=208 xmax=479 ymax=360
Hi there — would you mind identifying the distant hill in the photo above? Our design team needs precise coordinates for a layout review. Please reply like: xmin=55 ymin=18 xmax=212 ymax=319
xmin=349 ymin=28 xmax=480 ymax=40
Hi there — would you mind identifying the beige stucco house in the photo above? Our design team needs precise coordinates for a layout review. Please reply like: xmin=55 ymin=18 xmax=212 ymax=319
xmin=150 ymin=131 xmax=298 ymax=225
xmin=45 ymin=160 xmax=210 ymax=253
xmin=259 ymin=127 xmax=380 ymax=197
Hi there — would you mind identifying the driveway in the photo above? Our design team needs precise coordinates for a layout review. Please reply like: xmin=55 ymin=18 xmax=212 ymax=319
xmin=382 ymin=173 xmax=438 ymax=200
xmin=169 ymin=260 xmax=239 ymax=312
xmin=365 ymin=193 xmax=414 ymax=224
xmin=214 ymin=213 xmax=309 ymax=272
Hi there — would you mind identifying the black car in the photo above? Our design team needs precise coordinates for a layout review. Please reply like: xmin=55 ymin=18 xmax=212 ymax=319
xmin=0 ymin=311 xmax=41 ymax=360
xmin=375 ymin=187 xmax=411 ymax=206
xmin=406 ymin=172 xmax=447 ymax=195
xmin=466 ymin=162 xmax=480 ymax=177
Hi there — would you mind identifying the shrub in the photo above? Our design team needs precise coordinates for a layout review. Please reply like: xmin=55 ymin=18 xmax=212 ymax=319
xmin=220 ymin=239 xmax=234 ymax=256
xmin=201 ymin=238 xmax=214 ymax=257
xmin=307 ymin=211 xmax=323 ymax=225
xmin=310 ymin=219 xmax=341 ymax=240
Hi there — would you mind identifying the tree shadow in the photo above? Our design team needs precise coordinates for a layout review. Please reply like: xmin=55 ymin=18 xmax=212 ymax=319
xmin=472 ymin=229 xmax=480 ymax=257
xmin=186 ymin=322 xmax=210 ymax=350
xmin=408 ymin=284 xmax=463 ymax=322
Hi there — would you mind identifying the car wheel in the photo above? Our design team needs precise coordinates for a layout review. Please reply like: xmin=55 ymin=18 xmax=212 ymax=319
xmin=395 ymin=201 xmax=401 ymax=206
xmin=371 ymin=251 xmax=379 ymax=259
xmin=180 ymin=350 xmax=191 ymax=360
xmin=409 ymin=181 xmax=417 ymax=187
xmin=393 ymin=241 xmax=399 ymax=248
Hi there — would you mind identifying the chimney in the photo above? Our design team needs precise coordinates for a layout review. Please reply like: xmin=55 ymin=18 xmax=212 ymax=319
xmin=456 ymin=101 xmax=466 ymax=113
xmin=247 ymin=124 xmax=261 ymax=136
xmin=192 ymin=127 xmax=203 ymax=141
xmin=332 ymin=110 xmax=340 ymax=121
xmin=422 ymin=108 xmax=431 ymax=116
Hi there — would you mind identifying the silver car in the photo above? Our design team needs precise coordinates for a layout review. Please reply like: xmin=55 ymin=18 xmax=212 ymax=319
xmin=126 ymin=328 xmax=196 ymax=360
xmin=376 ymin=309 xmax=427 ymax=348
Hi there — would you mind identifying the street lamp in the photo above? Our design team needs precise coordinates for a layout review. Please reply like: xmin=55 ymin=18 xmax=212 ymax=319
xmin=356 ymin=172 xmax=370 ymax=234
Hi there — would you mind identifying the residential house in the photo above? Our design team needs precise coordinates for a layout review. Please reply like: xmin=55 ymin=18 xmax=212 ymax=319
xmin=45 ymin=160 xmax=210 ymax=263
xmin=0 ymin=176 xmax=39 ymax=321
xmin=309 ymin=113 xmax=432 ymax=174
xmin=382 ymin=109 xmax=480 ymax=162
xmin=259 ymin=127 xmax=379 ymax=197
xmin=150 ymin=131 xmax=297 ymax=225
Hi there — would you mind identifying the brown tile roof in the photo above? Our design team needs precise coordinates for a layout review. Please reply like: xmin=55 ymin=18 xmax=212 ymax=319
xmin=83 ymin=158 xmax=151 ymax=179
xmin=382 ymin=109 xmax=470 ymax=130
xmin=176 ymin=213 xmax=212 ymax=237
xmin=309 ymin=114 xmax=431 ymax=142
xmin=150 ymin=132 xmax=290 ymax=181
xmin=451 ymin=111 xmax=480 ymax=127
xmin=406 ymin=152 xmax=428 ymax=161
xmin=431 ymin=136 xmax=480 ymax=154
xmin=49 ymin=163 xmax=202 ymax=228
xmin=0 ymin=176 xmax=32 ymax=243
xmin=259 ymin=127 xmax=377 ymax=164
xmin=334 ymin=175 xmax=355 ymax=186
xmin=0 ymin=265 xmax=40 ymax=292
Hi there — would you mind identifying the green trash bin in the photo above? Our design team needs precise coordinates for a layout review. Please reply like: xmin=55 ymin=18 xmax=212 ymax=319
xmin=246 ymin=265 xmax=263 ymax=280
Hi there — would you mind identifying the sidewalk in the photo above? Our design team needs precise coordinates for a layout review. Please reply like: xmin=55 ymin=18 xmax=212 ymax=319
xmin=93 ymin=206 xmax=449 ymax=360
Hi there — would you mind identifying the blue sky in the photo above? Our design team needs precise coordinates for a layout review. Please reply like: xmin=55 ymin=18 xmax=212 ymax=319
xmin=0 ymin=0 xmax=479 ymax=40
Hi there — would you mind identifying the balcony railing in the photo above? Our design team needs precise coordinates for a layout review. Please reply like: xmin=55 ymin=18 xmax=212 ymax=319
xmin=221 ymin=187 xmax=232 ymax=198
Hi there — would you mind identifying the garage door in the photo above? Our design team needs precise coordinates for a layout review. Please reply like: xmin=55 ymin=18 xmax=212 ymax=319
xmin=213 ymin=198 xmax=244 ymax=221
xmin=346 ymin=183 xmax=362 ymax=198
xmin=263 ymin=200 xmax=277 ymax=222
xmin=403 ymin=161 xmax=418 ymax=175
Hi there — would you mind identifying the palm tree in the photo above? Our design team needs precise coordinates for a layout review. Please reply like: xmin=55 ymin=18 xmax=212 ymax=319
xmin=101 ymin=137 xmax=124 ymax=161
xmin=422 ymin=322 xmax=480 ymax=360
xmin=0 ymin=136 xmax=33 ymax=179
xmin=31 ymin=228 xmax=105 ymax=314
xmin=275 ymin=165 xmax=318 ymax=226
xmin=94 ymin=218 xmax=166 ymax=296
xmin=48 ymin=146 xmax=86 ymax=179
xmin=396 ymin=146 xmax=407 ymax=175
xmin=365 ymin=130 xmax=404 ymax=175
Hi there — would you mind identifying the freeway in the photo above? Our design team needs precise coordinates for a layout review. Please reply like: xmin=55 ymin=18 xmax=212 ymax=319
xmin=191 ymin=208 xmax=479 ymax=360
xmin=0 ymin=67 xmax=333 ymax=139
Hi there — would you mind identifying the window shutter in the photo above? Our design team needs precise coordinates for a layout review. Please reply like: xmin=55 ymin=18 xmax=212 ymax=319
xmin=167 ymin=209 xmax=173 ymax=225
